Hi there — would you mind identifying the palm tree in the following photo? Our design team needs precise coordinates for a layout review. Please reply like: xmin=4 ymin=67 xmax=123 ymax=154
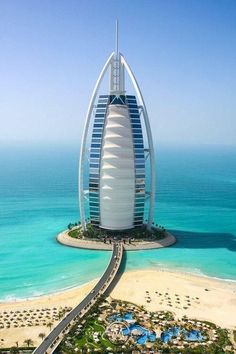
xmin=24 ymin=338 xmax=34 ymax=347
xmin=57 ymin=308 xmax=67 ymax=320
xmin=47 ymin=321 xmax=53 ymax=330
xmin=38 ymin=332 xmax=46 ymax=340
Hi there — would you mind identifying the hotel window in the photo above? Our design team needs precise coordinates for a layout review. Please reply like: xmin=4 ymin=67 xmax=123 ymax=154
xmin=132 ymin=129 xmax=142 ymax=134
xmin=89 ymin=192 xmax=99 ymax=198
xmin=89 ymin=179 xmax=99 ymax=185
xmin=90 ymin=210 xmax=99 ymax=220
xmin=135 ymin=152 xmax=144 ymax=156
xmin=89 ymin=182 xmax=99 ymax=188
xmin=92 ymin=134 xmax=102 ymax=138
xmin=136 ymin=178 xmax=145 ymax=183
xmin=94 ymin=124 xmax=103 ymax=128
xmin=90 ymin=159 xmax=100 ymax=165
xmin=90 ymin=166 xmax=99 ymax=173
xmin=89 ymin=163 xmax=99 ymax=168
xmin=90 ymin=188 xmax=99 ymax=193
xmin=90 ymin=148 xmax=100 ymax=153
xmin=134 ymin=219 xmax=144 ymax=223
xmin=134 ymin=148 xmax=144 ymax=154
xmin=89 ymin=192 xmax=99 ymax=200
xmin=135 ymin=198 xmax=145 ymax=203
xmin=91 ymin=143 xmax=101 ymax=148
xmin=90 ymin=153 xmax=100 ymax=158
xmin=134 ymin=145 xmax=144 ymax=150
xmin=93 ymin=128 xmax=103 ymax=133
xmin=135 ymin=203 xmax=145 ymax=208
xmin=136 ymin=174 xmax=145 ymax=178
xmin=135 ymin=213 xmax=144 ymax=217
xmin=135 ymin=167 xmax=145 ymax=174
xmin=97 ymin=104 xmax=107 ymax=108
xmin=136 ymin=184 xmax=145 ymax=189
xmin=89 ymin=174 xmax=99 ymax=179
xmin=136 ymin=191 xmax=145 ymax=196
xmin=90 ymin=202 xmax=99 ymax=207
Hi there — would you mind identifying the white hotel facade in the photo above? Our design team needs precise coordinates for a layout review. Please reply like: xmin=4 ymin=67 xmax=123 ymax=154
xmin=79 ymin=28 xmax=155 ymax=232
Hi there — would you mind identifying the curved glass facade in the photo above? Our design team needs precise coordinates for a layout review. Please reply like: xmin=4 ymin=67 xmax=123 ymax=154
xmin=89 ymin=94 xmax=145 ymax=229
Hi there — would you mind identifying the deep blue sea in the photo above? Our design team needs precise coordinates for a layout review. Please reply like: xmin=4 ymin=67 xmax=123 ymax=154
xmin=0 ymin=143 xmax=236 ymax=301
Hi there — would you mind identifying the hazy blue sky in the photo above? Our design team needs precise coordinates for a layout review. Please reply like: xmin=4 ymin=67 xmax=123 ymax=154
xmin=0 ymin=0 xmax=236 ymax=146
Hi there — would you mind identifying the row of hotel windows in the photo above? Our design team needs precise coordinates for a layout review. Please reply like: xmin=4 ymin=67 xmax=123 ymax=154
xmin=90 ymin=152 xmax=144 ymax=159
xmin=89 ymin=192 xmax=145 ymax=200
xmin=90 ymin=162 xmax=145 ymax=169
xmin=91 ymin=143 xmax=144 ymax=149
xmin=89 ymin=147 xmax=144 ymax=157
xmin=90 ymin=209 xmax=144 ymax=217
xmin=128 ymin=100 xmax=146 ymax=221
xmin=89 ymin=97 xmax=106 ymax=225
xmin=91 ymin=136 xmax=144 ymax=143
xmin=90 ymin=168 xmax=146 ymax=176
xmin=90 ymin=95 xmax=144 ymax=227
xmin=89 ymin=182 xmax=145 ymax=188
xmin=93 ymin=122 xmax=142 ymax=129
xmin=89 ymin=173 xmax=145 ymax=179
xmin=92 ymin=133 xmax=143 ymax=139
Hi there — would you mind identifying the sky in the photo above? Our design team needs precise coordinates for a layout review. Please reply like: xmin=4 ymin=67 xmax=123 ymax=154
xmin=0 ymin=0 xmax=236 ymax=146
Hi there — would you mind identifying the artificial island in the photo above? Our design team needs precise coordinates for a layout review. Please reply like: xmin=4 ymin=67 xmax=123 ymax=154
xmin=57 ymin=22 xmax=175 ymax=252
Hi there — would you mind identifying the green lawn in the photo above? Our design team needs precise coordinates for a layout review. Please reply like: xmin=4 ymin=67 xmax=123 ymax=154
xmin=64 ymin=319 xmax=116 ymax=351
xmin=68 ymin=229 xmax=80 ymax=238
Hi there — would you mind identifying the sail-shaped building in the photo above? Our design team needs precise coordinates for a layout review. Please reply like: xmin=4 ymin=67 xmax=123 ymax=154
xmin=79 ymin=24 xmax=155 ymax=232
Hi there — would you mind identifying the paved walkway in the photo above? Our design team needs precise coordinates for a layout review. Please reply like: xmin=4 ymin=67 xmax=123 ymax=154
xmin=57 ymin=230 xmax=176 ymax=251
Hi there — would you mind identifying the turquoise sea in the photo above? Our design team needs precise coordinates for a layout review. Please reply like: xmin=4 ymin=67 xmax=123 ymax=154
xmin=0 ymin=143 xmax=236 ymax=301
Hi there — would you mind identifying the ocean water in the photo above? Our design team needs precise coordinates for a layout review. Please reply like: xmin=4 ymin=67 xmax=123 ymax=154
xmin=0 ymin=143 xmax=236 ymax=300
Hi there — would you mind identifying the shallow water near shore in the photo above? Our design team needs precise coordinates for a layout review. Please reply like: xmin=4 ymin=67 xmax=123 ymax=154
xmin=0 ymin=143 xmax=236 ymax=300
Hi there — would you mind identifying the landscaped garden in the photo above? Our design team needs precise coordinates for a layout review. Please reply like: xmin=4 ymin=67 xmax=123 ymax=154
xmin=56 ymin=299 xmax=235 ymax=354
xmin=67 ymin=222 xmax=166 ymax=242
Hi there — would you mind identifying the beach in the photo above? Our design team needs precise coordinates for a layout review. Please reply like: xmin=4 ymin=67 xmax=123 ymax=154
xmin=1 ymin=269 xmax=236 ymax=347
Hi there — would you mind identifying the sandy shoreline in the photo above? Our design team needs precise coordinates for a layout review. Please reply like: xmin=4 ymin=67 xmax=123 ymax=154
xmin=0 ymin=269 xmax=236 ymax=347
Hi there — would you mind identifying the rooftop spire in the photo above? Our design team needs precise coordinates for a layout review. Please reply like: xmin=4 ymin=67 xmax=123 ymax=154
xmin=109 ymin=20 xmax=124 ymax=94
xmin=115 ymin=19 xmax=119 ymax=57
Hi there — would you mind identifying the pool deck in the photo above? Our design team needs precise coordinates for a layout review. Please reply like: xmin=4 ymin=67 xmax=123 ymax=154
xmin=56 ymin=229 xmax=176 ymax=251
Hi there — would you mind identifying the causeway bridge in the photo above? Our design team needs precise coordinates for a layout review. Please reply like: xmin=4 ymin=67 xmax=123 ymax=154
xmin=33 ymin=242 xmax=123 ymax=354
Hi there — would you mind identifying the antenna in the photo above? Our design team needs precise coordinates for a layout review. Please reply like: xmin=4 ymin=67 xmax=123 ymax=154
xmin=115 ymin=19 xmax=119 ymax=56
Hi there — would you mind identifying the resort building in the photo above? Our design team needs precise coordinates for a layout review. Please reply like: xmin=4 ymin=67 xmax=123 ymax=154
xmin=79 ymin=23 xmax=155 ymax=231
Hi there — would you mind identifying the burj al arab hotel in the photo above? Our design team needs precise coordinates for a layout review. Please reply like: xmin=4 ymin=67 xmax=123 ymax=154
xmin=79 ymin=23 xmax=155 ymax=232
